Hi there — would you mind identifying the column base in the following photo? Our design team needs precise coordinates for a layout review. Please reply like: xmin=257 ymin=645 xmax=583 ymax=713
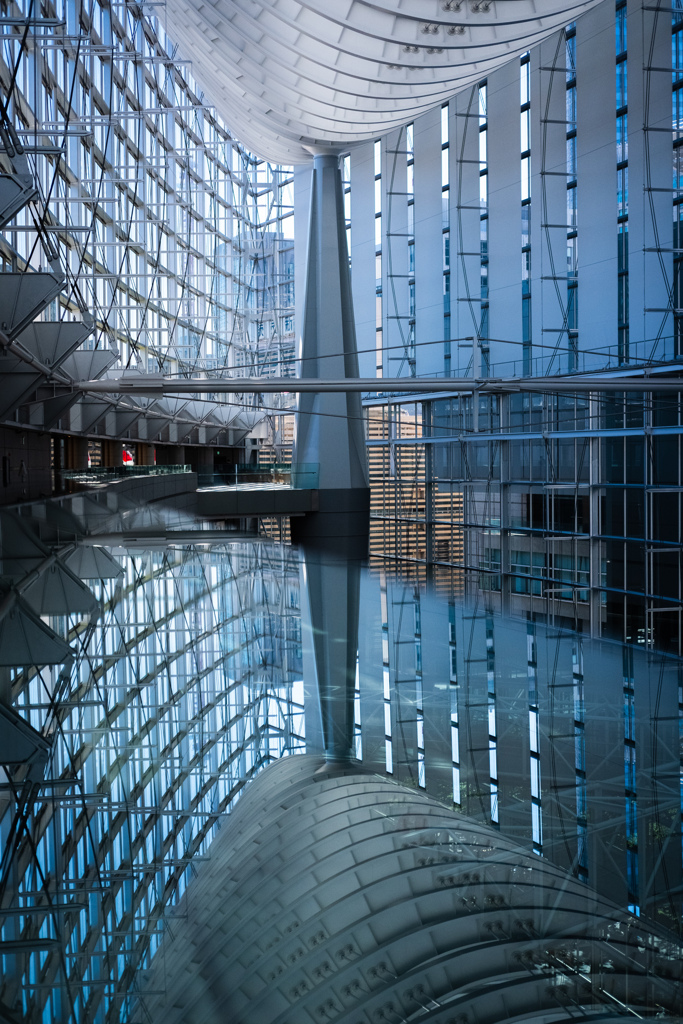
xmin=290 ymin=487 xmax=370 ymax=558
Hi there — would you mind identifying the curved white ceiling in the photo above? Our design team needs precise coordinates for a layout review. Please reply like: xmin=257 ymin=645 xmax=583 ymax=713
xmin=163 ymin=0 xmax=603 ymax=164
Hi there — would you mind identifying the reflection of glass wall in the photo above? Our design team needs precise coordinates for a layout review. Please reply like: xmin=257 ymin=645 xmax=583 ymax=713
xmin=357 ymin=576 xmax=683 ymax=934
xmin=366 ymin=391 xmax=682 ymax=654
xmin=2 ymin=511 xmax=681 ymax=1018
xmin=1 ymin=538 xmax=302 ymax=1023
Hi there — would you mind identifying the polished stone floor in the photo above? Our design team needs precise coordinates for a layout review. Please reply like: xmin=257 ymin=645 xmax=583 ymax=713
xmin=0 ymin=483 xmax=681 ymax=1022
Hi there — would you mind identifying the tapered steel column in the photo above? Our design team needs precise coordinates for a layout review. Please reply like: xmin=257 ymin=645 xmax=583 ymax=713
xmin=292 ymin=155 xmax=369 ymax=760
xmin=292 ymin=154 xmax=369 ymax=545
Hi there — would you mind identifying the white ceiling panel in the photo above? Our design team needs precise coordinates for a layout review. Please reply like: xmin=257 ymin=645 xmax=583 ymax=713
xmin=163 ymin=0 xmax=603 ymax=162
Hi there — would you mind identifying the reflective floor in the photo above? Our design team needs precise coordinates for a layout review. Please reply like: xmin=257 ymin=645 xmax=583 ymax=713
xmin=0 ymin=485 xmax=681 ymax=1022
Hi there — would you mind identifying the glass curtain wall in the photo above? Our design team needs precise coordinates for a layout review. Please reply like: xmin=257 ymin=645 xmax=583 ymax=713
xmin=0 ymin=0 xmax=294 ymax=388
xmin=366 ymin=389 xmax=682 ymax=655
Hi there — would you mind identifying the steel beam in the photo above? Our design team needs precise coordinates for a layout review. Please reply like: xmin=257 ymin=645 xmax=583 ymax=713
xmin=77 ymin=374 xmax=683 ymax=395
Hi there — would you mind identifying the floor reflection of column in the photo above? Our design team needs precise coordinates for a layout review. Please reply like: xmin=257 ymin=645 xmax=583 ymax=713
xmin=292 ymin=151 xmax=371 ymax=763
xmin=299 ymin=545 xmax=362 ymax=763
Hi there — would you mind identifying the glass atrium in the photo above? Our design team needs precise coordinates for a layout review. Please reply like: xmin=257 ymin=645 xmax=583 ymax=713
xmin=0 ymin=1 xmax=682 ymax=1022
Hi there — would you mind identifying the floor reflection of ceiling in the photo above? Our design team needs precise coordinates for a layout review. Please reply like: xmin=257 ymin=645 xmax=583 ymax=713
xmin=138 ymin=755 xmax=682 ymax=1024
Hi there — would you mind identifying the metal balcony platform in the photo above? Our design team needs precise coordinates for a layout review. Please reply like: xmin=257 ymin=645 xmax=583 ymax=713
xmin=196 ymin=482 xmax=318 ymax=519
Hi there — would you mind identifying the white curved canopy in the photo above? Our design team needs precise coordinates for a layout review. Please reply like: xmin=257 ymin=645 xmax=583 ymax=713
xmin=164 ymin=0 xmax=603 ymax=164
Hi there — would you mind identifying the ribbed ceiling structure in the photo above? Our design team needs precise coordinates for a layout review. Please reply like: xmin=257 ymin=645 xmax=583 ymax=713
xmin=163 ymin=0 xmax=604 ymax=164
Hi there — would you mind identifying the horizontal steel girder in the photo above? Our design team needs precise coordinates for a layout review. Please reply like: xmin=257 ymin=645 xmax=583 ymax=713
xmin=78 ymin=375 xmax=683 ymax=395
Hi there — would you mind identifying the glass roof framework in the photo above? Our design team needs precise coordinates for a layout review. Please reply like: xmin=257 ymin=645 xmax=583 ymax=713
xmin=0 ymin=540 xmax=304 ymax=1023
xmin=0 ymin=0 xmax=296 ymax=439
